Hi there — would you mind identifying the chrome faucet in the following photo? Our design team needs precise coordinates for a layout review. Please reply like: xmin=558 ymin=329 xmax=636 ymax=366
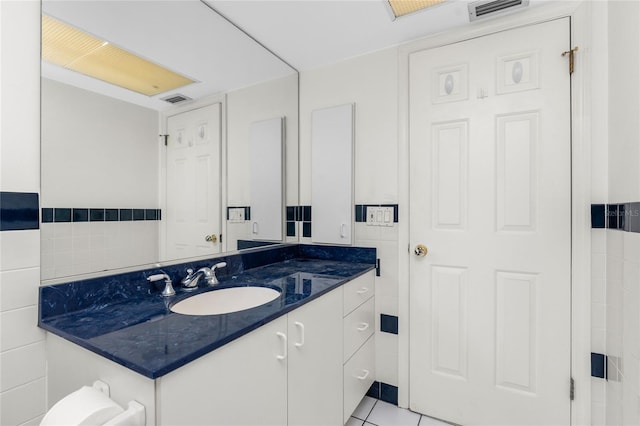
xmin=181 ymin=262 xmax=227 ymax=290
xmin=147 ymin=272 xmax=175 ymax=297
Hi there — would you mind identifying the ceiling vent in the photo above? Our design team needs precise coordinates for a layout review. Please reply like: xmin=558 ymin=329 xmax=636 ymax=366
xmin=468 ymin=0 xmax=529 ymax=21
xmin=161 ymin=94 xmax=192 ymax=104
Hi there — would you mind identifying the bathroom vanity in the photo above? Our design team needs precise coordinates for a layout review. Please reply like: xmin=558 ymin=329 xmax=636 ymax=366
xmin=39 ymin=244 xmax=376 ymax=425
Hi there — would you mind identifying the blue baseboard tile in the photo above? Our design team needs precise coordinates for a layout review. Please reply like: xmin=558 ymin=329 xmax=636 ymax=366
xmin=367 ymin=381 xmax=399 ymax=405
xmin=592 ymin=202 xmax=640 ymax=233
xmin=0 ymin=192 xmax=39 ymax=231
xmin=43 ymin=207 xmax=161 ymax=223
xmin=591 ymin=352 xmax=607 ymax=379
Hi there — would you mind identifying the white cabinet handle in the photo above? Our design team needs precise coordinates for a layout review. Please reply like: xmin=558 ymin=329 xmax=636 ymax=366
xmin=276 ymin=332 xmax=287 ymax=360
xmin=356 ymin=369 xmax=370 ymax=380
xmin=252 ymin=222 xmax=259 ymax=234
xmin=356 ymin=287 xmax=369 ymax=295
xmin=356 ymin=322 xmax=369 ymax=332
xmin=340 ymin=223 xmax=347 ymax=238
xmin=294 ymin=322 xmax=305 ymax=348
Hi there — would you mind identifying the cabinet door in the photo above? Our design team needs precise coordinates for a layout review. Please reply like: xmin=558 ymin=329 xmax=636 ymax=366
xmin=311 ymin=104 xmax=353 ymax=245
xmin=158 ymin=316 xmax=288 ymax=426
xmin=288 ymin=288 xmax=343 ymax=425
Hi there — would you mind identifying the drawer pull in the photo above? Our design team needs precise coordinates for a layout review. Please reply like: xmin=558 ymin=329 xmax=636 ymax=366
xmin=356 ymin=369 xmax=370 ymax=380
xmin=356 ymin=322 xmax=369 ymax=332
xmin=276 ymin=332 xmax=287 ymax=360
xmin=356 ymin=287 xmax=369 ymax=294
xmin=294 ymin=322 xmax=305 ymax=348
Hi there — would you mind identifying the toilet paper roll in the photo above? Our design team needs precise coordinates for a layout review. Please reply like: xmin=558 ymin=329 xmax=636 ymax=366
xmin=40 ymin=385 xmax=124 ymax=426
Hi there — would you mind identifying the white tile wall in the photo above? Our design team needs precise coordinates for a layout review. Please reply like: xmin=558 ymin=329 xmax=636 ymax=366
xmin=41 ymin=222 xmax=159 ymax=280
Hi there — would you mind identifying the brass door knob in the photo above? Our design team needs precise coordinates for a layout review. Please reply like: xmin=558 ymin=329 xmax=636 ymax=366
xmin=414 ymin=244 xmax=428 ymax=257
xmin=205 ymin=234 xmax=218 ymax=243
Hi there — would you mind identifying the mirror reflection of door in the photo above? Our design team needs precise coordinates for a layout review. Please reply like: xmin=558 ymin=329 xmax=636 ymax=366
xmin=165 ymin=104 xmax=222 ymax=260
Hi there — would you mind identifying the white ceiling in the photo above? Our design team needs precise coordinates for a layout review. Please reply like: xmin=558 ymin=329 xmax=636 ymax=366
xmin=42 ymin=0 xmax=548 ymax=110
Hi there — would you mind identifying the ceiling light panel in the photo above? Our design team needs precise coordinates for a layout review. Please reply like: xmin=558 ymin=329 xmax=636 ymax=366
xmin=388 ymin=0 xmax=449 ymax=18
xmin=42 ymin=15 xmax=194 ymax=97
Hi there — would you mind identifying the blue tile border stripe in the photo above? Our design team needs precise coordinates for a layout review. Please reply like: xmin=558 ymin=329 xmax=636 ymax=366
xmin=42 ymin=207 xmax=161 ymax=223
xmin=591 ymin=352 xmax=607 ymax=379
xmin=591 ymin=203 xmax=640 ymax=232
xmin=0 ymin=192 xmax=39 ymax=231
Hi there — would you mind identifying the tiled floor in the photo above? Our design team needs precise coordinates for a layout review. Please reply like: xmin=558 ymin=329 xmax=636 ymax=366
xmin=346 ymin=396 xmax=454 ymax=426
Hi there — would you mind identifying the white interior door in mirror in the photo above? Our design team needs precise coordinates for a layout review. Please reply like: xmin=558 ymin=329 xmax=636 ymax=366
xmin=249 ymin=117 xmax=283 ymax=241
xmin=311 ymin=104 xmax=354 ymax=245
xmin=166 ymin=103 xmax=222 ymax=259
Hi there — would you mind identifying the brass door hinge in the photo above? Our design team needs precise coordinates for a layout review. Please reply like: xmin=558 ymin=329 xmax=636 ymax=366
xmin=562 ymin=47 xmax=579 ymax=75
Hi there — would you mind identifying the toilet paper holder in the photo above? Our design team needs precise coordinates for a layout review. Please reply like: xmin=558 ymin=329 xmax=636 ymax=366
xmin=40 ymin=380 xmax=145 ymax=426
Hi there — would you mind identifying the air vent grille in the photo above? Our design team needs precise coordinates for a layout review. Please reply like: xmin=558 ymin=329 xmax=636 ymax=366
xmin=468 ymin=0 xmax=529 ymax=21
xmin=161 ymin=94 xmax=192 ymax=104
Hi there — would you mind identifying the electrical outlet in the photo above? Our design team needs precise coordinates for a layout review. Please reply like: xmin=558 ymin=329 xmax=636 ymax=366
xmin=228 ymin=208 xmax=245 ymax=222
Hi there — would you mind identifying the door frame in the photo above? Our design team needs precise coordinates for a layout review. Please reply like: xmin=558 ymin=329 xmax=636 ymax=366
xmin=397 ymin=2 xmax=593 ymax=425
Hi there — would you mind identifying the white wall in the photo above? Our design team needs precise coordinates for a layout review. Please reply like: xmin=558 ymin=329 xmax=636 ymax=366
xmin=299 ymin=47 xmax=400 ymax=386
xmin=604 ymin=2 xmax=640 ymax=425
xmin=40 ymin=78 xmax=160 ymax=279
xmin=0 ymin=1 xmax=46 ymax=425
xmin=226 ymin=74 xmax=299 ymax=249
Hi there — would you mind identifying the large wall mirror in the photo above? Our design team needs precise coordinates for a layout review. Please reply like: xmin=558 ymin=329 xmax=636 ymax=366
xmin=40 ymin=0 xmax=299 ymax=282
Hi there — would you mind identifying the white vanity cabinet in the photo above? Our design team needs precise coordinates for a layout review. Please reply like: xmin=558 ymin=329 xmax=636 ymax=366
xmin=342 ymin=271 xmax=376 ymax=424
xmin=157 ymin=287 xmax=344 ymax=426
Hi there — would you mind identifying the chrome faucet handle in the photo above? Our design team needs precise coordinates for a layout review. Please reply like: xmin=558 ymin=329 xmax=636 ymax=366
xmin=147 ymin=273 xmax=175 ymax=297
xmin=181 ymin=268 xmax=202 ymax=290
xmin=208 ymin=262 xmax=227 ymax=286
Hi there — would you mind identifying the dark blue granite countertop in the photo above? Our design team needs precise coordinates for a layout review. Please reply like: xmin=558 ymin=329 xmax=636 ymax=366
xmin=39 ymin=245 xmax=376 ymax=379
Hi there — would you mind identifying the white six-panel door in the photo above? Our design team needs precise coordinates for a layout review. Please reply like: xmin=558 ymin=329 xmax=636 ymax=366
xmin=409 ymin=19 xmax=571 ymax=425
xmin=166 ymin=104 xmax=222 ymax=259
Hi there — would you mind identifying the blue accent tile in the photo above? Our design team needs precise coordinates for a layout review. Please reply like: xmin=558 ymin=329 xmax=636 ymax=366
xmin=54 ymin=208 xmax=71 ymax=222
xmin=376 ymin=258 xmax=381 ymax=277
xmin=355 ymin=205 xmax=365 ymax=223
xmin=286 ymin=206 xmax=295 ymax=221
xmin=607 ymin=204 xmax=619 ymax=229
xmin=72 ymin=208 xmax=89 ymax=222
xmin=303 ymin=206 xmax=311 ymax=221
xmin=619 ymin=204 xmax=626 ymax=231
xmin=302 ymin=222 xmax=311 ymax=238
xmin=90 ymin=209 xmax=105 ymax=221
xmin=287 ymin=221 xmax=296 ymax=237
xmin=367 ymin=381 xmax=380 ymax=399
xmin=105 ymin=209 xmax=119 ymax=221
xmin=591 ymin=204 xmax=606 ymax=228
xmin=157 ymin=209 xmax=162 ymax=221
xmin=296 ymin=206 xmax=302 ymax=222
xmin=380 ymin=314 xmax=398 ymax=334
xmin=245 ymin=207 xmax=251 ymax=221
xmin=380 ymin=383 xmax=399 ymax=405
xmin=120 ymin=209 xmax=133 ymax=221
xmin=0 ymin=192 xmax=39 ymax=231
xmin=145 ymin=209 xmax=158 ymax=220
xmin=629 ymin=202 xmax=640 ymax=233
xmin=591 ymin=352 xmax=607 ymax=379
xmin=42 ymin=208 xmax=54 ymax=223
xmin=133 ymin=209 xmax=145 ymax=221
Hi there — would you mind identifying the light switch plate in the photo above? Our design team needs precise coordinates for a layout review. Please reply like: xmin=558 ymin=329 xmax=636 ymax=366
xmin=366 ymin=206 xmax=394 ymax=227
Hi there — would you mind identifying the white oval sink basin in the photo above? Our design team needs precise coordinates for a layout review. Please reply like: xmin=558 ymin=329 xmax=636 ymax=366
xmin=171 ymin=286 xmax=281 ymax=316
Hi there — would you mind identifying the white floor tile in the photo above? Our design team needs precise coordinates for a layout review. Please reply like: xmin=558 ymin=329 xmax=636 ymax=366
xmin=352 ymin=396 xmax=377 ymax=420
xmin=346 ymin=416 xmax=364 ymax=426
xmin=367 ymin=400 xmax=421 ymax=426
xmin=419 ymin=415 xmax=453 ymax=426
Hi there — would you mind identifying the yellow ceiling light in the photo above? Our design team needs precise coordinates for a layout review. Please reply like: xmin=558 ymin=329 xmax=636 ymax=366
xmin=388 ymin=0 xmax=448 ymax=18
xmin=42 ymin=15 xmax=194 ymax=97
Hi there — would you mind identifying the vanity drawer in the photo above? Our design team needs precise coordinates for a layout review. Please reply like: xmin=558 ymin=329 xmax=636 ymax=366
xmin=343 ymin=335 xmax=375 ymax=424
xmin=343 ymin=297 xmax=375 ymax=362
xmin=343 ymin=270 xmax=375 ymax=316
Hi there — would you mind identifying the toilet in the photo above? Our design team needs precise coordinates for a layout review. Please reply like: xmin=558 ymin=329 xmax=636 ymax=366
xmin=40 ymin=381 xmax=145 ymax=426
